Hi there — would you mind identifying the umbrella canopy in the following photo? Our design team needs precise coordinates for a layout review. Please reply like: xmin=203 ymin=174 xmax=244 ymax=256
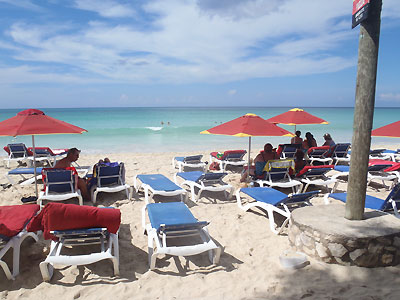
xmin=0 ymin=109 xmax=87 ymax=197
xmin=0 ymin=109 xmax=86 ymax=136
xmin=201 ymin=113 xmax=293 ymax=181
xmin=371 ymin=121 xmax=400 ymax=138
xmin=200 ymin=113 xmax=294 ymax=137
xmin=266 ymin=108 xmax=328 ymax=132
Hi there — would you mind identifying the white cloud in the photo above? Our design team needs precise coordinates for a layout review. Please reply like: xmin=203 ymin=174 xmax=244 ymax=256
xmin=228 ymin=89 xmax=237 ymax=95
xmin=0 ymin=0 xmax=42 ymax=11
xmin=380 ymin=93 xmax=400 ymax=101
xmin=73 ymin=0 xmax=136 ymax=18
xmin=1 ymin=0 xmax=398 ymax=86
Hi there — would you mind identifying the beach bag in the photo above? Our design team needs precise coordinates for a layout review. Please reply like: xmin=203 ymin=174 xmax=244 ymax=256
xmin=209 ymin=162 xmax=220 ymax=171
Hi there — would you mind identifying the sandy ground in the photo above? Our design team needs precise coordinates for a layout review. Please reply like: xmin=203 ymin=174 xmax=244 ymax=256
xmin=1 ymin=147 xmax=400 ymax=299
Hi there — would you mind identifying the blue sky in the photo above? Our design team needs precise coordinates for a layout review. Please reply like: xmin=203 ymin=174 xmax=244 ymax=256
xmin=0 ymin=0 xmax=399 ymax=108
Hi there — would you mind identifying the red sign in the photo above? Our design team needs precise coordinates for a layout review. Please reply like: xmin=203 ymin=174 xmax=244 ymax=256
xmin=352 ymin=0 xmax=370 ymax=28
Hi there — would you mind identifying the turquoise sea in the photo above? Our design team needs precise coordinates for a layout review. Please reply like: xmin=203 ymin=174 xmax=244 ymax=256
xmin=0 ymin=107 xmax=399 ymax=154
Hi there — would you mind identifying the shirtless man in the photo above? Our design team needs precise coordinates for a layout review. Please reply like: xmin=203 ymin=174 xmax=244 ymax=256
xmin=54 ymin=148 xmax=90 ymax=201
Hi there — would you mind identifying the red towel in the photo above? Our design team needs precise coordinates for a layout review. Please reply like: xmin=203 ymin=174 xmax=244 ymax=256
xmin=27 ymin=203 xmax=121 ymax=241
xmin=0 ymin=204 xmax=40 ymax=238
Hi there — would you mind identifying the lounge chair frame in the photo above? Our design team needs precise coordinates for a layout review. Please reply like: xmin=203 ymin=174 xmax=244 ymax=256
xmin=39 ymin=227 xmax=119 ymax=282
xmin=174 ymin=171 xmax=233 ymax=202
xmin=210 ymin=150 xmax=247 ymax=172
xmin=0 ymin=230 xmax=39 ymax=280
xmin=331 ymin=143 xmax=351 ymax=166
xmin=142 ymin=203 xmax=221 ymax=270
xmin=298 ymin=167 xmax=337 ymax=193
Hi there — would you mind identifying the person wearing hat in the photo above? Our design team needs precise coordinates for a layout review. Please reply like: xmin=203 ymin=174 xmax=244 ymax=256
xmin=54 ymin=148 xmax=90 ymax=201
xmin=322 ymin=133 xmax=335 ymax=147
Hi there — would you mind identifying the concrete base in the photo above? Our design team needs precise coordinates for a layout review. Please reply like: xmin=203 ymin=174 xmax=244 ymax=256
xmin=288 ymin=204 xmax=400 ymax=267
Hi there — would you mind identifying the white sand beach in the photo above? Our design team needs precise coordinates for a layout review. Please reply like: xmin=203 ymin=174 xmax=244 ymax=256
xmin=1 ymin=147 xmax=400 ymax=299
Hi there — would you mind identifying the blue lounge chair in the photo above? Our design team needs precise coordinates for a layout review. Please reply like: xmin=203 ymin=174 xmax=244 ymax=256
xmin=324 ymin=183 xmax=400 ymax=218
xmin=174 ymin=171 xmax=233 ymax=202
xmin=90 ymin=162 xmax=132 ymax=204
xmin=172 ymin=155 xmax=207 ymax=172
xmin=307 ymin=146 xmax=334 ymax=166
xmin=6 ymin=167 xmax=43 ymax=185
xmin=254 ymin=159 xmax=303 ymax=194
xmin=134 ymin=174 xmax=187 ymax=204
xmin=142 ymin=202 xmax=221 ymax=270
xmin=38 ymin=168 xmax=83 ymax=206
xmin=27 ymin=147 xmax=68 ymax=168
xmin=0 ymin=204 xmax=40 ymax=280
xmin=236 ymin=187 xmax=319 ymax=234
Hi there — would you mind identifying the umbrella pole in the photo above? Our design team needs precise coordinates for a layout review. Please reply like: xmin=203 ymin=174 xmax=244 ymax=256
xmin=247 ymin=136 xmax=251 ymax=183
xmin=32 ymin=135 xmax=38 ymax=198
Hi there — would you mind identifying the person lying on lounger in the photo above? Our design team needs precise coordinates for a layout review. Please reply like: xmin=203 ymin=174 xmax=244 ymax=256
xmin=53 ymin=148 xmax=90 ymax=201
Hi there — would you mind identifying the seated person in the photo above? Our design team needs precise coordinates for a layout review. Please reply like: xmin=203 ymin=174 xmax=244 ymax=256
xmin=322 ymin=133 xmax=336 ymax=147
xmin=240 ymin=143 xmax=279 ymax=182
xmin=302 ymin=132 xmax=317 ymax=150
xmin=291 ymin=130 xmax=303 ymax=145
xmin=294 ymin=149 xmax=308 ymax=174
xmin=53 ymin=148 xmax=90 ymax=201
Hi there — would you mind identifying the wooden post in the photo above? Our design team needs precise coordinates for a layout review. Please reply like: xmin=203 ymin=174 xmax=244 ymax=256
xmin=345 ymin=0 xmax=382 ymax=220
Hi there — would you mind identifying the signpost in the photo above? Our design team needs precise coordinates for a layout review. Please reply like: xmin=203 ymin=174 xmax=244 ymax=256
xmin=352 ymin=0 xmax=370 ymax=28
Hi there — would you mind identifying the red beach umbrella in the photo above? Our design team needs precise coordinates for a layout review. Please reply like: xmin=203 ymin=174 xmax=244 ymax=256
xmin=201 ymin=113 xmax=294 ymax=180
xmin=371 ymin=121 xmax=400 ymax=138
xmin=266 ymin=108 xmax=329 ymax=132
xmin=0 ymin=109 xmax=87 ymax=196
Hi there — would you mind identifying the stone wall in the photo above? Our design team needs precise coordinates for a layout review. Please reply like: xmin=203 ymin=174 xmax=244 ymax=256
xmin=288 ymin=215 xmax=400 ymax=267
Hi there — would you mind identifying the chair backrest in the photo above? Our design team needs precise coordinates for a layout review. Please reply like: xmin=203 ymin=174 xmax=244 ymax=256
xmin=264 ymin=159 xmax=294 ymax=181
xmin=7 ymin=143 xmax=30 ymax=158
xmin=43 ymin=169 xmax=76 ymax=194
xmin=307 ymin=146 xmax=330 ymax=158
xmin=183 ymin=155 xmax=203 ymax=163
xmin=367 ymin=164 xmax=388 ymax=172
xmin=332 ymin=143 xmax=351 ymax=158
xmin=277 ymin=144 xmax=302 ymax=158
xmin=301 ymin=167 xmax=331 ymax=178
xmin=96 ymin=162 xmax=125 ymax=187
xmin=197 ymin=172 xmax=227 ymax=184
xmin=370 ymin=149 xmax=386 ymax=156
xmin=222 ymin=150 xmax=246 ymax=161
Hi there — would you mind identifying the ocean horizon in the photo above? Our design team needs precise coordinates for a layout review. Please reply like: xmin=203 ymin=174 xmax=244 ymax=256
xmin=0 ymin=107 xmax=399 ymax=154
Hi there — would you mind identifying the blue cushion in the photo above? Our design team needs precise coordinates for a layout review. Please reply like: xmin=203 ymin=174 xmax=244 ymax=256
xmin=137 ymin=174 xmax=181 ymax=191
xmin=8 ymin=167 xmax=43 ymax=175
xmin=328 ymin=193 xmax=386 ymax=210
xmin=240 ymin=187 xmax=288 ymax=206
xmin=147 ymin=202 xmax=207 ymax=232
xmin=177 ymin=171 xmax=203 ymax=182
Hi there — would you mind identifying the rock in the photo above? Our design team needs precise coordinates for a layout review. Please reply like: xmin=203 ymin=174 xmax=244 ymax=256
xmin=349 ymin=249 xmax=366 ymax=261
xmin=300 ymin=232 xmax=313 ymax=248
xmin=382 ymin=254 xmax=393 ymax=265
xmin=315 ymin=243 xmax=329 ymax=258
xmin=328 ymin=243 xmax=347 ymax=258
xmin=393 ymin=236 xmax=400 ymax=248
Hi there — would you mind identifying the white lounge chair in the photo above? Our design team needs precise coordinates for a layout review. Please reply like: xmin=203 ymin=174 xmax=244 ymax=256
xmin=296 ymin=165 xmax=337 ymax=193
xmin=307 ymin=146 xmax=334 ymax=166
xmin=28 ymin=203 xmax=121 ymax=282
xmin=254 ymin=159 xmax=303 ymax=194
xmin=142 ymin=202 xmax=221 ymax=270
xmin=236 ymin=187 xmax=319 ymax=234
xmin=174 ymin=171 xmax=233 ymax=202
xmin=38 ymin=168 xmax=83 ymax=206
xmin=90 ymin=162 xmax=132 ymax=204
xmin=331 ymin=143 xmax=351 ymax=166
xmin=27 ymin=147 xmax=68 ymax=168
xmin=5 ymin=167 xmax=43 ymax=185
xmin=0 ymin=204 xmax=40 ymax=280
xmin=172 ymin=155 xmax=207 ymax=172
xmin=3 ymin=143 xmax=32 ymax=169
xmin=209 ymin=150 xmax=247 ymax=171
xmin=134 ymin=174 xmax=187 ymax=204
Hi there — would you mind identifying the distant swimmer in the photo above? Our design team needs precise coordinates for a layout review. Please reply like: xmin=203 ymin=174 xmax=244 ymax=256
xmin=167 ymin=121 xmax=170 ymax=125
xmin=161 ymin=121 xmax=164 ymax=125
